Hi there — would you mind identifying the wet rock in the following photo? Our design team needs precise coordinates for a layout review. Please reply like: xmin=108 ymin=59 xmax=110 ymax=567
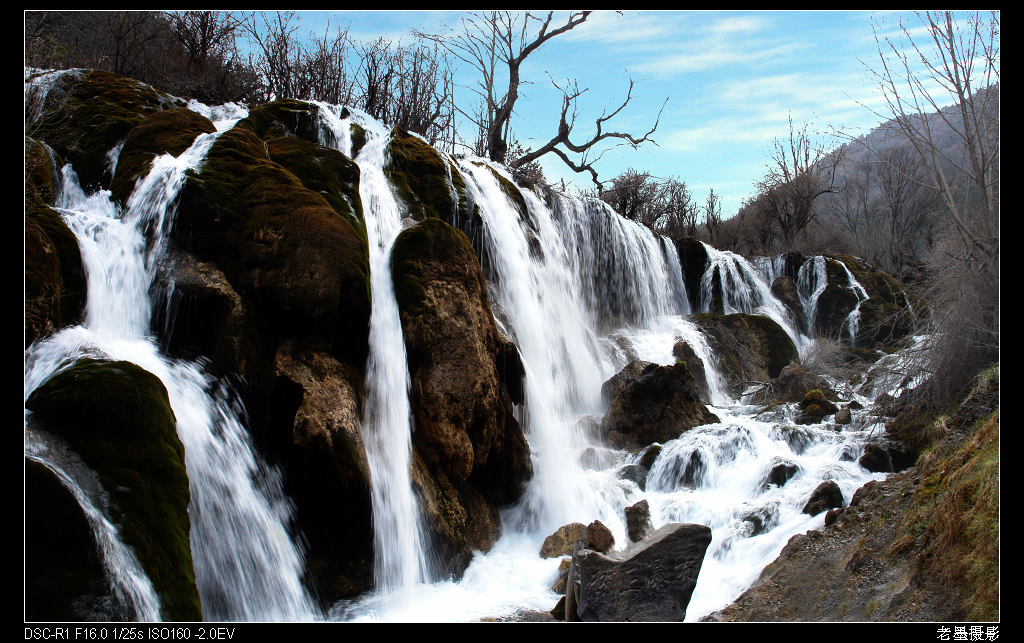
xmin=765 ymin=459 xmax=799 ymax=488
xmin=672 ymin=341 xmax=711 ymax=403
xmin=802 ymin=480 xmax=845 ymax=516
xmin=692 ymin=313 xmax=799 ymax=398
xmin=25 ymin=358 xmax=201 ymax=621
xmin=625 ymin=499 xmax=653 ymax=543
xmin=601 ymin=359 xmax=657 ymax=405
xmin=617 ymin=464 xmax=649 ymax=490
xmin=798 ymin=389 xmax=839 ymax=424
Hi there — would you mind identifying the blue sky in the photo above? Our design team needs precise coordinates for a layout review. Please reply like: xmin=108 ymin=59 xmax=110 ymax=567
xmin=287 ymin=10 xmax=978 ymax=218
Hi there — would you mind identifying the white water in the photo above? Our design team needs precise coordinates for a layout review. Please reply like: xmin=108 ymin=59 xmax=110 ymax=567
xmin=836 ymin=261 xmax=871 ymax=345
xmin=314 ymin=104 xmax=434 ymax=598
xmin=23 ymin=130 xmax=319 ymax=621
xmin=797 ymin=255 xmax=829 ymax=335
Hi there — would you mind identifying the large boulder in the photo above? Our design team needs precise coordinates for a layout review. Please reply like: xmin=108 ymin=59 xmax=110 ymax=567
xmin=268 ymin=347 xmax=374 ymax=598
xmin=25 ymin=358 xmax=201 ymax=621
xmin=566 ymin=523 xmax=712 ymax=622
xmin=25 ymin=202 xmax=86 ymax=348
xmin=601 ymin=361 xmax=720 ymax=450
xmin=175 ymin=126 xmax=371 ymax=370
xmin=692 ymin=313 xmax=799 ymax=397
xmin=391 ymin=218 xmax=532 ymax=573
xmin=25 ymin=139 xmax=86 ymax=348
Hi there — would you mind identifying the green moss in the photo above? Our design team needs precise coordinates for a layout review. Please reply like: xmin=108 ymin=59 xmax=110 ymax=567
xmin=25 ymin=136 xmax=61 ymax=204
xmin=265 ymin=135 xmax=367 ymax=247
xmin=109 ymin=107 xmax=217 ymax=204
xmin=387 ymin=128 xmax=469 ymax=222
xmin=235 ymin=99 xmax=323 ymax=143
xmin=390 ymin=218 xmax=479 ymax=313
xmin=176 ymin=127 xmax=372 ymax=368
xmin=26 ymin=359 xmax=201 ymax=621
xmin=28 ymin=69 xmax=184 ymax=190
xmin=350 ymin=122 xmax=367 ymax=158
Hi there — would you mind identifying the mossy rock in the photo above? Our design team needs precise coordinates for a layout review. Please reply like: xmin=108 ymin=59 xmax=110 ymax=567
xmin=25 ymin=136 xmax=62 ymax=204
xmin=387 ymin=127 xmax=472 ymax=223
xmin=25 ymin=358 xmax=201 ymax=621
xmin=25 ymin=201 xmax=87 ymax=346
xmin=265 ymin=135 xmax=367 ymax=247
xmin=797 ymin=389 xmax=839 ymax=424
xmin=391 ymin=218 xmax=532 ymax=504
xmin=235 ymin=99 xmax=324 ymax=143
xmin=854 ymin=297 xmax=914 ymax=349
xmin=27 ymin=69 xmax=185 ymax=191
xmin=390 ymin=216 xmax=480 ymax=313
xmin=175 ymin=127 xmax=372 ymax=369
xmin=349 ymin=122 xmax=367 ymax=158
xmin=109 ymin=107 xmax=217 ymax=204
xmin=826 ymin=253 xmax=905 ymax=303
xmin=25 ymin=459 xmax=130 ymax=621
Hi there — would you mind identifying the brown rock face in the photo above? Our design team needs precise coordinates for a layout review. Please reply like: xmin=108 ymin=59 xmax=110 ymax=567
xmin=391 ymin=218 xmax=532 ymax=575
xmin=601 ymin=361 xmax=720 ymax=450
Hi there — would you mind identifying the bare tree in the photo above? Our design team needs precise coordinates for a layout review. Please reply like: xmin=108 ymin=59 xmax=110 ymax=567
xmin=421 ymin=11 xmax=663 ymax=186
xmin=857 ymin=10 xmax=999 ymax=407
xmin=862 ymin=11 xmax=999 ymax=279
xmin=874 ymin=148 xmax=941 ymax=278
xmin=754 ymin=114 xmax=844 ymax=249
xmin=703 ymin=188 xmax=722 ymax=245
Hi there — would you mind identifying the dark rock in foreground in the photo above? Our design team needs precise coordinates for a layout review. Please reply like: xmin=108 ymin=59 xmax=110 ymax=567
xmin=566 ymin=523 xmax=712 ymax=622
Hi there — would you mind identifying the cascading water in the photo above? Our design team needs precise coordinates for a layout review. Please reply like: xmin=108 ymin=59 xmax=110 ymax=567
xmin=23 ymin=126 xmax=319 ymax=621
xmin=316 ymin=154 xmax=888 ymax=622
xmin=26 ymin=85 xmax=901 ymax=622
xmin=698 ymin=243 xmax=808 ymax=353
xmin=836 ymin=261 xmax=870 ymax=345
xmin=314 ymin=104 xmax=434 ymax=599
xmin=796 ymin=255 xmax=828 ymax=335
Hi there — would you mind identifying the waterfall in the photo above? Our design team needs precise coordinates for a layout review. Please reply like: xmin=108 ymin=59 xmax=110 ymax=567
xmin=314 ymin=105 xmax=434 ymax=595
xmin=23 ymin=131 xmax=319 ymax=621
xmin=698 ymin=243 xmax=807 ymax=352
xmin=836 ymin=261 xmax=870 ymax=345
xmin=796 ymin=255 xmax=828 ymax=335
xmin=27 ymin=88 xmax=902 ymax=622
